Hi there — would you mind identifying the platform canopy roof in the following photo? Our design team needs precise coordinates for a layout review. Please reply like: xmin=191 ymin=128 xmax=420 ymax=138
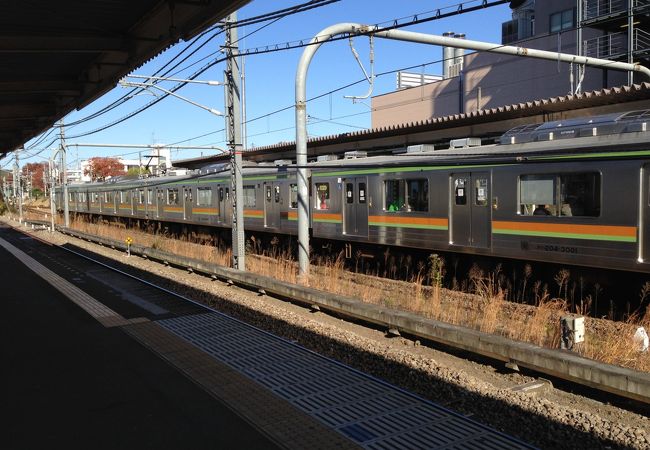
xmin=0 ymin=0 xmax=249 ymax=159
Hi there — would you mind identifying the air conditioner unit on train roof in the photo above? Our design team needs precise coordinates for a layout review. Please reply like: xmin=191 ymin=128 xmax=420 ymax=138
xmin=344 ymin=150 xmax=367 ymax=159
xmin=449 ymin=137 xmax=481 ymax=148
xmin=406 ymin=144 xmax=436 ymax=153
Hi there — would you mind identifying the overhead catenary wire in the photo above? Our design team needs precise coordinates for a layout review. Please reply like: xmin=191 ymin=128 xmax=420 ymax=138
xmin=21 ymin=0 xmax=518 ymax=163
xmin=20 ymin=0 xmax=341 ymax=157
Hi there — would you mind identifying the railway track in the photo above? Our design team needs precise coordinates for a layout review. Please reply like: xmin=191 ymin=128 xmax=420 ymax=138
xmin=2 ymin=216 xmax=648 ymax=448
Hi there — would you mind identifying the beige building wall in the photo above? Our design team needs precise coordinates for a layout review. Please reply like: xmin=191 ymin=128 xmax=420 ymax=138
xmin=371 ymin=77 xmax=461 ymax=129
xmin=371 ymin=0 xmax=628 ymax=129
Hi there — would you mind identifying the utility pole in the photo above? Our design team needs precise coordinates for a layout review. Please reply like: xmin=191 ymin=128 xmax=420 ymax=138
xmin=225 ymin=12 xmax=245 ymax=271
xmin=15 ymin=149 xmax=23 ymax=221
xmin=49 ymin=158 xmax=55 ymax=232
xmin=59 ymin=121 xmax=70 ymax=227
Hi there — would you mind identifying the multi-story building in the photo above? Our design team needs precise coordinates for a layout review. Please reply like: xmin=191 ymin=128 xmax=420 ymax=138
xmin=372 ymin=0 xmax=649 ymax=128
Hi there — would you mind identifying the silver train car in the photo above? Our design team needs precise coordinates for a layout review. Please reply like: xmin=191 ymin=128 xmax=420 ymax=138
xmin=60 ymin=110 xmax=650 ymax=274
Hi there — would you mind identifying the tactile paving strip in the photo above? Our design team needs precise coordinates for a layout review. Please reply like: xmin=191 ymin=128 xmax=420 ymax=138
xmin=0 ymin=237 xmax=147 ymax=328
xmin=159 ymin=313 xmax=530 ymax=449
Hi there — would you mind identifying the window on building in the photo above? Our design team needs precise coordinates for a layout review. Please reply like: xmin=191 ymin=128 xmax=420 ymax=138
xmin=290 ymin=184 xmax=298 ymax=209
xmin=315 ymin=182 xmax=330 ymax=210
xmin=243 ymin=185 xmax=256 ymax=207
xmin=385 ymin=179 xmax=428 ymax=211
xmin=167 ymin=188 xmax=179 ymax=205
xmin=519 ymin=173 xmax=600 ymax=217
xmin=550 ymin=8 xmax=574 ymax=33
xmin=502 ymin=19 xmax=518 ymax=44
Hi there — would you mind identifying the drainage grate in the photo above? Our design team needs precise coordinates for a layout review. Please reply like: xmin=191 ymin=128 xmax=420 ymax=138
xmin=158 ymin=313 xmax=530 ymax=449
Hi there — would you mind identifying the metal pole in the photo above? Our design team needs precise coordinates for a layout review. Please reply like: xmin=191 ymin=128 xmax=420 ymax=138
xmin=225 ymin=12 xmax=245 ymax=271
xmin=295 ymin=22 xmax=650 ymax=278
xmin=12 ymin=158 xmax=18 ymax=212
xmin=241 ymin=53 xmax=248 ymax=151
xmin=576 ymin=0 xmax=583 ymax=93
xmin=60 ymin=121 xmax=69 ymax=227
xmin=16 ymin=149 xmax=23 ymax=221
xmin=49 ymin=158 xmax=55 ymax=232
xmin=628 ymin=0 xmax=634 ymax=86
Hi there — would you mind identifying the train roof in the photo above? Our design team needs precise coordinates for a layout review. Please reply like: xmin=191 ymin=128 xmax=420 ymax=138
xmin=68 ymin=110 xmax=650 ymax=190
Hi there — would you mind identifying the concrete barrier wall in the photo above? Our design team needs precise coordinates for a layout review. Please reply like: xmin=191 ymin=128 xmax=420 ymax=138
xmin=58 ymin=226 xmax=650 ymax=403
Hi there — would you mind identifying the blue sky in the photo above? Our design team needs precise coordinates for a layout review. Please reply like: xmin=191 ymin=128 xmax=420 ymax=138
xmin=16 ymin=0 xmax=511 ymax=168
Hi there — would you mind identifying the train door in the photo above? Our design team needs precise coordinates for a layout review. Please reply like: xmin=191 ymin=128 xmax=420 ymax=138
xmin=450 ymin=172 xmax=490 ymax=248
xmin=183 ymin=186 xmax=193 ymax=220
xmin=342 ymin=177 xmax=368 ymax=237
xmin=264 ymin=182 xmax=281 ymax=228
xmin=641 ymin=164 xmax=650 ymax=263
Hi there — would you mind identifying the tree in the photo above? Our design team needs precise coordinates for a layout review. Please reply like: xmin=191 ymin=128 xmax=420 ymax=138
xmin=84 ymin=157 xmax=124 ymax=181
xmin=22 ymin=162 xmax=48 ymax=190
xmin=126 ymin=166 xmax=150 ymax=177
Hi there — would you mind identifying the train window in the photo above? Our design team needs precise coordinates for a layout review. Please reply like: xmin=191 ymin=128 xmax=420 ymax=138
xmin=454 ymin=178 xmax=467 ymax=205
xmin=274 ymin=186 xmax=281 ymax=203
xmin=385 ymin=180 xmax=404 ymax=211
xmin=243 ymin=185 xmax=256 ymax=207
xmin=167 ymin=188 xmax=179 ymax=205
xmin=520 ymin=175 xmax=555 ymax=215
xmin=385 ymin=179 xmax=428 ymax=211
xmin=197 ymin=187 xmax=212 ymax=206
xmin=346 ymin=183 xmax=354 ymax=204
xmin=359 ymin=183 xmax=367 ymax=204
xmin=290 ymin=184 xmax=298 ymax=209
xmin=475 ymin=178 xmax=488 ymax=206
xmin=146 ymin=189 xmax=154 ymax=205
xmin=120 ymin=191 xmax=130 ymax=203
xmin=91 ymin=192 xmax=99 ymax=203
xmin=138 ymin=189 xmax=145 ymax=204
xmin=315 ymin=183 xmax=330 ymax=210
xmin=407 ymin=179 xmax=428 ymax=211
xmin=219 ymin=187 xmax=224 ymax=202
xmin=266 ymin=185 xmax=272 ymax=203
xmin=519 ymin=173 xmax=600 ymax=217
xmin=559 ymin=173 xmax=600 ymax=217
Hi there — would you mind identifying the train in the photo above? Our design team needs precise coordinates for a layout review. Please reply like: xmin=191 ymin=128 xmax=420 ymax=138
xmin=59 ymin=110 xmax=650 ymax=276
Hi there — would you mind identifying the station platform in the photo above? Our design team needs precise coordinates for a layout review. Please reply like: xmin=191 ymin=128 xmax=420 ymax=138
xmin=1 ymin=223 xmax=532 ymax=449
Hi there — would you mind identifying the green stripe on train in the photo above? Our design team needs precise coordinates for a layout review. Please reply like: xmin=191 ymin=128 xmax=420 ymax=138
xmin=493 ymin=228 xmax=637 ymax=243
xmin=368 ymin=222 xmax=448 ymax=230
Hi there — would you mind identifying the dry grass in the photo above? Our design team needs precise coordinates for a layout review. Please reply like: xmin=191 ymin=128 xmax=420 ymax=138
xmin=48 ymin=214 xmax=650 ymax=373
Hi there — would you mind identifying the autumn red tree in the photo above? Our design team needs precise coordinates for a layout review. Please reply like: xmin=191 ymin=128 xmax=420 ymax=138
xmin=84 ymin=157 xmax=124 ymax=181
xmin=22 ymin=162 xmax=48 ymax=190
